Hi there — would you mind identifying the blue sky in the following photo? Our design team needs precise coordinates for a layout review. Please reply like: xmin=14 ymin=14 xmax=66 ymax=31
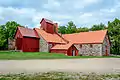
xmin=0 ymin=0 xmax=120 ymax=28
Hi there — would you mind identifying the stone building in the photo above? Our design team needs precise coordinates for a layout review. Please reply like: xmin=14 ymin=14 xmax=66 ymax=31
xmin=14 ymin=18 xmax=110 ymax=56
xmin=63 ymin=30 xmax=110 ymax=56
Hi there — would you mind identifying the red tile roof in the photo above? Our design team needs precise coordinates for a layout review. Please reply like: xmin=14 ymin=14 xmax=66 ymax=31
xmin=63 ymin=30 xmax=107 ymax=44
xmin=35 ymin=28 xmax=66 ymax=43
xmin=51 ymin=43 xmax=73 ymax=50
xmin=18 ymin=27 xmax=39 ymax=38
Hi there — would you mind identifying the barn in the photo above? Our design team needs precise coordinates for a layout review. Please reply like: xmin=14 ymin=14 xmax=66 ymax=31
xmin=14 ymin=27 xmax=39 ymax=52
xmin=14 ymin=18 xmax=110 ymax=56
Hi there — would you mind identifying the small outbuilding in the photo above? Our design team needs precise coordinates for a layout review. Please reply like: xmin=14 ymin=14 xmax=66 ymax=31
xmin=14 ymin=27 xmax=40 ymax=52
xmin=50 ymin=43 xmax=78 ymax=56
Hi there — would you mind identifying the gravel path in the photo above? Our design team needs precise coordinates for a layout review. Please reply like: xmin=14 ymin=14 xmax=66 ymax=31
xmin=0 ymin=58 xmax=120 ymax=74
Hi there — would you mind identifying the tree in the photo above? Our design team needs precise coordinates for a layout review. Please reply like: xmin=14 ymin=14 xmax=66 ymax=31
xmin=0 ymin=25 xmax=7 ymax=49
xmin=66 ymin=21 xmax=77 ymax=34
xmin=77 ymin=27 xmax=89 ymax=32
xmin=58 ymin=26 xmax=66 ymax=34
xmin=90 ymin=23 xmax=106 ymax=31
xmin=108 ymin=18 xmax=120 ymax=55
xmin=0 ymin=21 xmax=21 ymax=49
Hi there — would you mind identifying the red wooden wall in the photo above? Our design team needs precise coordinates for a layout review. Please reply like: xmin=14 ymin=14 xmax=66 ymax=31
xmin=15 ymin=28 xmax=40 ymax=52
xmin=40 ymin=19 xmax=55 ymax=34
xmin=67 ymin=45 xmax=78 ymax=56
xmin=50 ymin=45 xmax=78 ymax=56
xmin=50 ymin=49 xmax=67 ymax=54
xmin=22 ymin=37 xmax=39 ymax=52
xmin=46 ymin=23 xmax=54 ymax=34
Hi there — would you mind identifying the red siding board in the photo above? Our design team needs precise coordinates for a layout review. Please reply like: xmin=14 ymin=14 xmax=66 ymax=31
xmin=50 ymin=49 xmax=67 ymax=54
xmin=15 ymin=27 xmax=40 ymax=52
xmin=46 ymin=23 xmax=54 ymax=34
xmin=15 ymin=28 xmax=23 ymax=39
xmin=22 ymin=37 xmax=39 ymax=52
xmin=50 ymin=45 xmax=78 ymax=56
xmin=67 ymin=45 xmax=78 ymax=56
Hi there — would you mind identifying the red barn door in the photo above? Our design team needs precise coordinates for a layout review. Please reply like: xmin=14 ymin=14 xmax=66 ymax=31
xmin=16 ymin=38 xmax=23 ymax=50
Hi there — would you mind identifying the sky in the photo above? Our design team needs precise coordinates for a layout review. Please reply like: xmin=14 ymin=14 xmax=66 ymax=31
xmin=0 ymin=0 xmax=120 ymax=28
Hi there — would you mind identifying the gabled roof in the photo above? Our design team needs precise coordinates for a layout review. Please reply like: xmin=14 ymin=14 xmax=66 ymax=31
xmin=63 ymin=30 xmax=108 ymax=44
xmin=17 ymin=27 xmax=39 ymax=38
xmin=51 ymin=43 xmax=73 ymax=50
xmin=34 ymin=28 xmax=66 ymax=43
xmin=40 ymin=18 xmax=54 ymax=24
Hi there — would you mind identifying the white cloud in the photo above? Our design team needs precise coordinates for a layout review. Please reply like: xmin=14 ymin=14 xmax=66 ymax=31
xmin=74 ymin=0 xmax=101 ymax=9
xmin=0 ymin=0 xmax=120 ymax=28
xmin=43 ymin=0 xmax=60 ymax=9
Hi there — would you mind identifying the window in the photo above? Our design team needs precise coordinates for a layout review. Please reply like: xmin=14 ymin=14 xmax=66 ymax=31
xmin=80 ymin=44 xmax=82 ymax=48
xmin=90 ymin=44 xmax=93 ymax=48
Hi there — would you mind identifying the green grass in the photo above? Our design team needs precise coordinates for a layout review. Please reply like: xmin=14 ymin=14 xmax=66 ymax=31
xmin=0 ymin=72 xmax=120 ymax=80
xmin=0 ymin=51 xmax=120 ymax=60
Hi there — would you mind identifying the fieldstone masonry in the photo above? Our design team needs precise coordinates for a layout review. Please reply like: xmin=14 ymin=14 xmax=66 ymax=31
xmin=39 ymin=35 xmax=49 ymax=52
xmin=102 ymin=35 xmax=110 ymax=55
xmin=8 ymin=39 xmax=15 ymax=50
xmin=74 ymin=35 xmax=110 ymax=56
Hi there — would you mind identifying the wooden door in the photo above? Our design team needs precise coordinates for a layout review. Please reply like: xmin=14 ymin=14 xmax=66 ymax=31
xmin=105 ymin=46 xmax=108 ymax=56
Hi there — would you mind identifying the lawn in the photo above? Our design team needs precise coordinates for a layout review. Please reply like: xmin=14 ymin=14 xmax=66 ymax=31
xmin=0 ymin=51 xmax=120 ymax=60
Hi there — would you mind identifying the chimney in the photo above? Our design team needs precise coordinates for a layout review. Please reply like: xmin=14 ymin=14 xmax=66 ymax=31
xmin=54 ymin=23 xmax=58 ymax=33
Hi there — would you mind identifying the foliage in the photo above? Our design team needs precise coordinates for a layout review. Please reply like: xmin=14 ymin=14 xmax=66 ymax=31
xmin=77 ymin=27 xmax=89 ymax=32
xmin=65 ymin=21 xmax=77 ymax=34
xmin=58 ymin=21 xmax=77 ymax=34
xmin=0 ymin=72 xmax=120 ymax=80
xmin=0 ymin=21 xmax=21 ymax=50
xmin=58 ymin=26 xmax=66 ymax=34
xmin=90 ymin=23 xmax=106 ymax=31
xmin=108 ymin=18 xmax=120 ymax=55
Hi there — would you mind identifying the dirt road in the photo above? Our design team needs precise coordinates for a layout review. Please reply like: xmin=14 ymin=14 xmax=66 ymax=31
xmin=0 ymin=58 xmax=120 ymax=74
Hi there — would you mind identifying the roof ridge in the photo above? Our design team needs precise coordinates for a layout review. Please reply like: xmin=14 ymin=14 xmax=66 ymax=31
xmin=63 ymin=29 xmax=108 ymax=35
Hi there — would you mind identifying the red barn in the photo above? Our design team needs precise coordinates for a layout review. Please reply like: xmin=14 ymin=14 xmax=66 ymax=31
xmin=14 ymin=18 xmax=110 ymax=56
xmin=14 ymin=27 xmax=39 ymax=52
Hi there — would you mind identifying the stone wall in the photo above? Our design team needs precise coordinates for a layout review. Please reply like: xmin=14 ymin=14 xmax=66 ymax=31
xmin=102 ymin=35 xmax=110 ymax=55
xmin=39 ymin=35 xmax=49 ymax=52
xmin=8 ymin=39 xmax=15 ymax=50
xmin=74 ymin=44 xmax=102 ymax=56
xmin=74 ymin=35 xmax=110 ymax=56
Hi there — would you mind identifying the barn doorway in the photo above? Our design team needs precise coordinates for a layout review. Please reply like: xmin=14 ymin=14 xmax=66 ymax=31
xmin=16 ymin=38 xmax=22 ymax=50
xmin=105 ymin=45 xmax=108 ymax=56
xmin=72 ymin=50 xmax=75 ymax=56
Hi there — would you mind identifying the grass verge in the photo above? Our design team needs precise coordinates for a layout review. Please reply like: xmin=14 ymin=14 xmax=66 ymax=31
xmin=0 ymin=51 xmax=120 ymax=60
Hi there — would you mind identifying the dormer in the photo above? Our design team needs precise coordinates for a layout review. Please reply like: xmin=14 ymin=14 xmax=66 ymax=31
xmin=40 ymin=18 xmax=58 ymax=34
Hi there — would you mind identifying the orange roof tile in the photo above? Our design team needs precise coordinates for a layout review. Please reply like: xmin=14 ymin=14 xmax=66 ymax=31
xmin=35 ymin=28 xmax=66 ymax=43
xmin=63 ymin=30 xmax=107 ymax=44
xmin=51 ymin=43 xmax=73 ymax=50
xmin=18 ymin=27 xmax=39 ymax=38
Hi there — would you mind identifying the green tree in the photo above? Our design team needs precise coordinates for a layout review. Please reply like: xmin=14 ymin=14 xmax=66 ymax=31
xmin=0 ymin=21 xmax=21 ymax=49
xmin=66 ymin=21 xmax=77 ymax=34
xmin=77 ymin=27 xmax=89 ymax=32
xmin=58 ymin=26 xmax=66 ymax=34
xmin=108 ymin=18 xmax=120 ymax=55
xmin=90 ymin=23 xmax=106 ymax=31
